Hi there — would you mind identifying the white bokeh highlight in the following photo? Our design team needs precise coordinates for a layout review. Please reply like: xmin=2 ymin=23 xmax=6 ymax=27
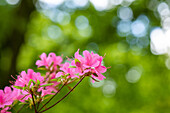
xmin=90 ymin=0 xmax=109 ymax=11
xmin=150 ymin=27 xmax=170 ymax=55
xmin=118 ymin=7 xmax=133 ymax=20
xmin=75 ymin=15 xmax=89 ymax=30
xmin=6 ymin=0 xmax=20 ymax=5
xmin=102 ymin=80 xmax=117 ymax=97
xmin=126 ymin=66 xmax=142 ymax=83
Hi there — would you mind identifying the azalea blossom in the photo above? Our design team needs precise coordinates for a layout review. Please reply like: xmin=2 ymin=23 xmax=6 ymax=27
xmin=72 ymin=49 xmax=107 ymax=82
xmin=0 ymin=87 xmax=21 ymax=111
xmin=36 ymin=53 xmax=52 ymax=68
xmin=60 ymin=62 xmax=79 ymax=79
xmin=14 ymin=69 xmax=44 ymax=87
xmin=0 ymin=87 xmax=14 ymax=108
xmin=1 ymin=49 xmax=108 ymax=112
xmin=36 ymin=52 xmax=63 ymax=71
xmin=0 ymin=107 xmax=11 ymax=113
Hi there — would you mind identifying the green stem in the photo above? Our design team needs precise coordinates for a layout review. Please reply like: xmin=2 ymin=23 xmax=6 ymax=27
xmin=31 ymin=90 xmax=38 ymax=113
xmin=37 ymin=81 xmax=67 ymax=112
xmin=16 ymin=105 xmax=25 ymax=113
xmin=39 ymin=76 xmax=85 ymax=113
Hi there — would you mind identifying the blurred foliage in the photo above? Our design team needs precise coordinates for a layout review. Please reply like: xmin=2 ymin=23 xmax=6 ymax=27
xmin=0 ymin=0 xmax=170 ymax=113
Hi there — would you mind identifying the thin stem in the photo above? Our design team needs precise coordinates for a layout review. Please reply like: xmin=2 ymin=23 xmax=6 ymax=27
xmin=38 ymin=81 xmax=67 ymax=112
xmin=16 ymin=105 xmax=25 ymax=113
xmin=31 ymin=90 xmax=38 ymax=113
xmin=39 ymin=76 xmax=85 ymax=113
xmin=36 ymin=98 xmax=42 ymax=110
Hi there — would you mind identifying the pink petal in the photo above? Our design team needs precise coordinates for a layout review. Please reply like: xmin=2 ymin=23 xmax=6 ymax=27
xmin=56 ymin=72 xmax=63 ymax=78
xmin=83 ymin=50 xmax=92 ymax=63
xmin=35 ymin=60 xmax=43 ymax=67
xmin=40 ymin=53 xmax=47 ymax=60
xmin=96 ymin=66 xmax=107 ymax=73
xmin=4 ymin=87 xmax=11 ymax=94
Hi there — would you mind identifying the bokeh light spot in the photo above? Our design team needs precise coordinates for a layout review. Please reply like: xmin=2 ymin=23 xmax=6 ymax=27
xmin=6 ymin=0 xmax=20 ymax=5
xmin=39 ymin=0 xmax=64 ymax=8
xmin=137 ymin=15 xmax=150 ymax=26
xmin=165 ymin=57 xmax=170 ymax=70
xmin=102 ymin=80 xmax=116 ymax=97
xmin=162 ymin=17 xmax=170 ymax=30
xmin=75 ymin=15 xmax=89 ymax=30
xmin=57 ymin=11 xmax=71 ymax=25
xmin=73 ymin=0 xmax=89 ymax=8
xmin=117 ymin=20 xmax=131 ymax=37
xmin=91 ymin=80 xmax=105 ymax=88
xmin=157 ymin=2 xmax=169 ymax=16
xmin=126 ymin=66 xmax=142 ymax=83
xmin=47 ymin=25 xmax=62 ymax=39
xmin=118 ymin=6 xmax=133 ymax=20
xmin=150 ymin=27 xmax=167 ymax=55
xmin=131 ymin=20 xmax=146 ymax=37
xmin=90 ymin=0 xmax=109 ymax=11
xmin=110 ymin=0 xmax=123 ymax=5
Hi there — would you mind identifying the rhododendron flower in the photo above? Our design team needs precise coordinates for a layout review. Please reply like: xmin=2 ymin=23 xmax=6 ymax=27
xmin=72 ymin=49 xmax=107 ymax=82
xmin=14 ymin=69 xmax=60 ymax=99
xmin=55 ymin=72 xmax=63 ymax=78
xmin=36 ymin=52 xmax=62 ymax=71
xmin=14 ymin=69 xmax=44 ymax=87
xmin=60 ymin=62 xmax=79 ymax=79
xmin=0 ymin=107 xmax=11 ymax=113
xmin=0 ymin=87 xmax=15 ymax=108
xmin=48 ymin=53 xmax=62 ymax=67
xmin=36 ymin=53 xmax=52 ymax=68
xmin=1 ymin=49 xmax=108 ymax=113
xmin=37 ymin=88 xmax=55 ymax=97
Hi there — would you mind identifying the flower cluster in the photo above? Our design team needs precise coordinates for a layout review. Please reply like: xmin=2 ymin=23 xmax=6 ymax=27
xmin=0 ymin=49 xmax=107 ymax=113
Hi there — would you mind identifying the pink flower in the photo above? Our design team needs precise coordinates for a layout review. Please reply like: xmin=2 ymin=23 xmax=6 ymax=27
xmin=11 ymin=88 xmax=25 ymax=102
xmin=0 ymin=87 xmax=14 ymax=108
xmin=55 ymin=72 xmax=63 ymax=78
xmin=0 ymin=107 xmax=11 ymax=113
xmin=48 ymin=53 xmax=62 ymax=67
xmin=73 ymin=49 xmax=107 ymax=82
xmin=36 ymin=53 xmax=63 ymax=71
xmin=60 ymin=62 xmax=79 ymax=79
xmin=36 ymin=53 xmax=52 ymax=68
xmin=38 ymin=88 xmax=55 ymax=97
xmin=14 ymin=69 xmax=44 ymax=87
xmin=0 ymin=110 xmax=11 ymax=113
xmin=74 ymin=49 xmax=101 ymax=68
xmin=14 ymin=69 xmax=58 ymax=99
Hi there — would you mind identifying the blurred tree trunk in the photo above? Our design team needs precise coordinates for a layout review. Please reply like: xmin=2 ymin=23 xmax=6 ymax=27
xmin=0 ymin=0 xmax=35 ymax=88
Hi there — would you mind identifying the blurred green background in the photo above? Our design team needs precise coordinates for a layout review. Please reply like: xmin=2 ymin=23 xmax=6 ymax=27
xmin=1 ymin=0 xmax=170 ymax=113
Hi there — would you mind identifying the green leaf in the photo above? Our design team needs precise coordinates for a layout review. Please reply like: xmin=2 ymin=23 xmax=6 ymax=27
xmin=28 ymin=79 xmax=36 ymax=89
xmin=51 ymin=78 xmax=59 ymax=82
xmin=13 ymin=86 xmax=23 ymax=89
xmin=19 ymin=102 xmax=28 ymax=105
xmin=22 ymin=87 xmax=27 ymax=91
xmin=69 ymin=66 xmax=77 ymax=68
xmin=30 ymin=79 xmax=36 ymax=85
xmin=40 ymin=83 xmax=54 ymax=87
xmin=37 ymin=67 xmax=47 ymax=70
xmin=37 ymin=80 xmax=40 ymax=86
xmin=65 ymin=73 xmax=70 ymax=76
xmin=75 ymin=58 xmax=80 ymax=63
xmin=28 ymin=79 xmax=32 ymax=88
